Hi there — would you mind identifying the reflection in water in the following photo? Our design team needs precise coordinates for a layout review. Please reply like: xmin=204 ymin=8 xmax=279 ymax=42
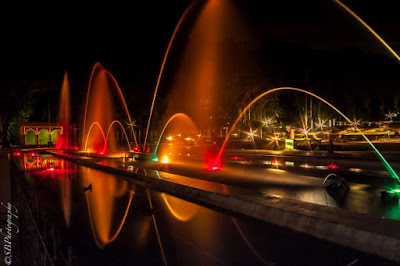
xmin=221 ymin=184 xmax=268 ymax=265
xmin=232 ymin=218 xmax=269 ymax=265
xmin=14 ymin=153 xmax=399 ymax=265
xmin=19 ymin=154 xmax=74 ymax=227
xmin=146 ymin=189 xmax=168 ymax=266
xmin=21 ymin=153 xmax=62 ymax=171
xmin=81 ymin=167 xmax=135 ymax=248
xmin=59 ymin=160 xmax=74 ymax=227
xmin=161 ymin=192 xmax=200 ymax=222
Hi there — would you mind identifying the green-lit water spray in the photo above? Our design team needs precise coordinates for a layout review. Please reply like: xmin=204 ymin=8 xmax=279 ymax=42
xmin=216 ymin=87 xmax=400 ymax=183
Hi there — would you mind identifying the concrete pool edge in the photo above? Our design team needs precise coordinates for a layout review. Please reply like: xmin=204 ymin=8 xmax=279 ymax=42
xmin=47 ymin=152 xmax=400 ymax=262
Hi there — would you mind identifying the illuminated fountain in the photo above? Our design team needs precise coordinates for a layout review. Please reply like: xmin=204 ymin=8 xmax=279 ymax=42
xmin=56 ymin=71 xmax=75 ymax=149
xmin=82 ymin=63 xmax=137 ymax=154
xmin=215 ymin=87 xmax=400 ymax=185
xmin=153 ymin=113 xmax=199 ymax=163
xmin=145 ymin=0 xmax=251 ymax=169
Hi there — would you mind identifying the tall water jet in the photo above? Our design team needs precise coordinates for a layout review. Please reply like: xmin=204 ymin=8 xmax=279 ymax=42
xmin=143 ymin=0 xmax=196 ymax=151
xmin=166 ymin=0 xmax=226 ymax=131
xmin=56 ymin=71 xmax=74 ymax=149
xmin=83 ymin=63 xmax=137 ymax=154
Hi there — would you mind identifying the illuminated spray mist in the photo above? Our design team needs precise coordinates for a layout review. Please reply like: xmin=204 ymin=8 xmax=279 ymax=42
xmin=102 ymin=120 xmax=132 ymax=153
xmin=82 ymin=63 xmax=137 ymax=153
xmin=57 ymin=71 xmax=73 ymax=149
xmin=215 ymin=87 xmax=400 ymax=183
xmin=84 ymin=122 xmax=107 ymax=152
xmin=153 ymin=113 xmax=198 ymax=156
xmin=143 ymin=1 xmax=196 ymax=151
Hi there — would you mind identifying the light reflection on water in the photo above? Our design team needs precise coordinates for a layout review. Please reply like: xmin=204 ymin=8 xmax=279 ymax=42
xmin=80 ymin=166 xmax=135 ymax=248
xmin=13 ymin=153 xmax=400 ymax=265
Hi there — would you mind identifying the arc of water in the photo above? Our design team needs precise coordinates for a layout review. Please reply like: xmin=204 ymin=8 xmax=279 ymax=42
xmin=146 ymin=189 xmax=168 ymax=266
xmin=82 ymin=63 xmax=138 ymax=149
xmin=105 ymin=71 xmax=138 ymax=148
xmin=84 ymin=122 xmax=107 ymax=151
xmin=143 ymin=1 xmax=196 ymax=152
xmin=216 ymin=87 xmax=400 ymax=182
xmin=153 ymin=113 xmax=195 ymax=156
xmin=82 ymin=62 xmax=102 ymax=147
xmin=334 ymin=0 xmax=400 ymax=62
xmin=102 ymin=120 xmax=132 ymax=153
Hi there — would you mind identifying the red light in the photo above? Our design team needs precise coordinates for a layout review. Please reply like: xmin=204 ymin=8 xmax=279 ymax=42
xmin=327 ymin=163 xmax=338 ymax=170
xmin=30 ymin=152 xmax=36 ymax=157
xmin=271 ymin=159 xmax=280 ymax=166
xmin=229 ymin=156 xmax=243 ymax=160
xmin=207 ymin=165 xmax=220 ymax=171
xmin=13 ymin=151 xmax=22 ymax=157
xmin=145 ymin=146 xmax=150 ymax=153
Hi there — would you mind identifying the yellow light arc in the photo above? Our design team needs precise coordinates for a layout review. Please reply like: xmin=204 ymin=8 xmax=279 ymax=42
xmin=334 ymin=0 xmax=400 ymax=62
xmin=216 ymin=87 xmax=399 ymax=182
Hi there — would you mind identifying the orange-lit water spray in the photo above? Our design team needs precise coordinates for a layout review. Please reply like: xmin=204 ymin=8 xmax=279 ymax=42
xmin=102 ymin=120 xmax=132 ymax=154
xmin=153 ymin=113 xmax=197 ymax=156
xmin=334 ymin=0 xmax=400 ymax=62
xmin=84 ymin=122 xmax=107 ymax=152
xmin=57 ymin=71 xmax=73 ymax=149
xmin=82 ymin=63 xmax=137 ymax=153
xmin=216 ymin=87 xmax=400 ymax=182
xmin=143 ymin=1 xmax=196 ymax=152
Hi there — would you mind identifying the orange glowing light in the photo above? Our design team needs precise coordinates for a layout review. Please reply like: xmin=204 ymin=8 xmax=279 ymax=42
xmin=166 ymin=136 xmax=173 ymax=141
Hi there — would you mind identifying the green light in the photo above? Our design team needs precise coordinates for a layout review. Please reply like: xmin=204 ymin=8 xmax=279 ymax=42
xmin=386 ymin=189 xmax=400 ymax=194
xmin=151 ymin=156 xmax=159 ymax=162
xmin=285 ymin=161 xmax=295 ymax=167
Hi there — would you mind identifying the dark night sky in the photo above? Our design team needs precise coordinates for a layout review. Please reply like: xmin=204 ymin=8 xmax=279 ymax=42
xmin=1 ymin=0 xmax=400 ymax=117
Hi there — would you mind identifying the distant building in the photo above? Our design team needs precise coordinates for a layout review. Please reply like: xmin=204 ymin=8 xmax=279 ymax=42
xmin=20 ymin=123 xmax=64 ymax=146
